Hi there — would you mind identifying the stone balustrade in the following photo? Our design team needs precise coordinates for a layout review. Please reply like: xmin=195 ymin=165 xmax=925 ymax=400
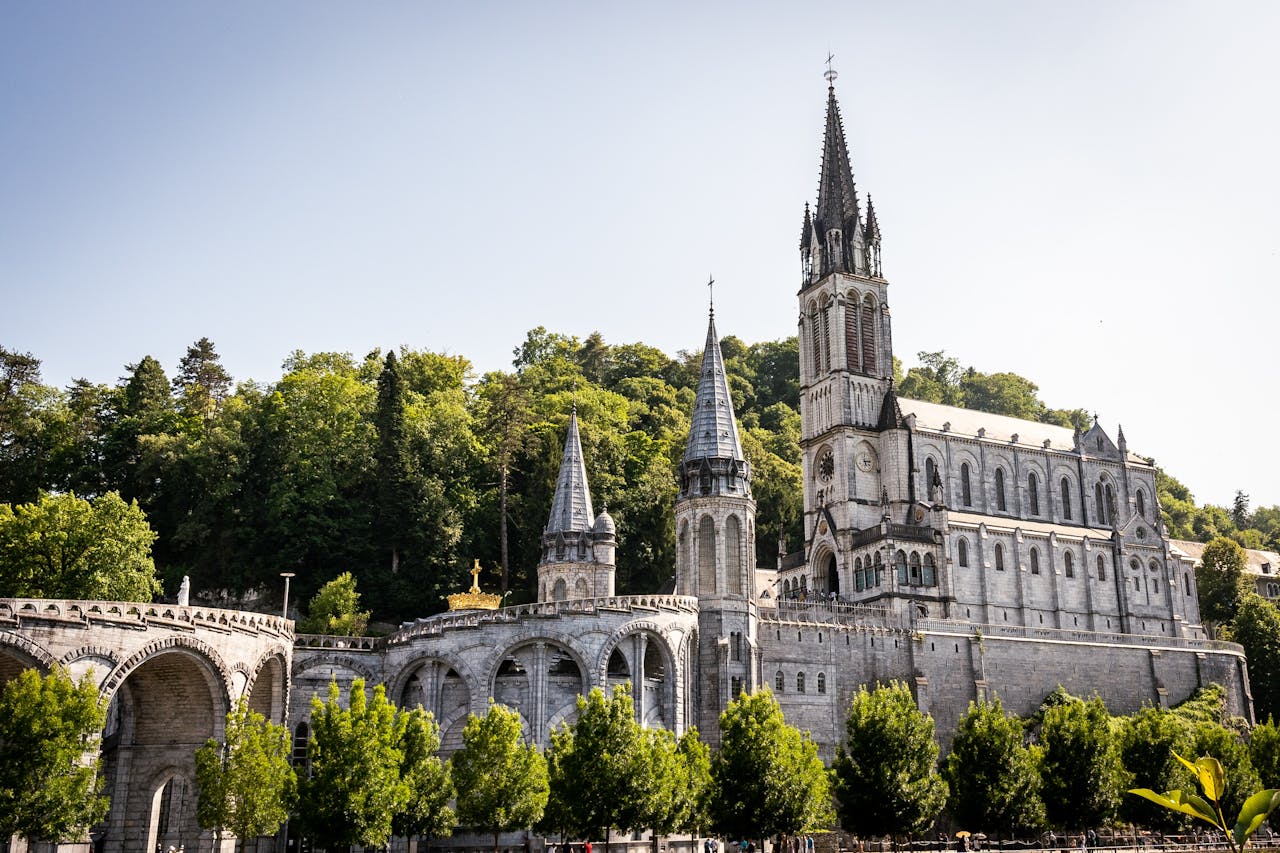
xmin=0 ymin=597 xmax=293 ymax=639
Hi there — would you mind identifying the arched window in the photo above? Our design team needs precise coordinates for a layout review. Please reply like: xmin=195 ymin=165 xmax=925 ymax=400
xmin=1097 ymin=555 xmax=1106 ymax=582
xmin=909 ymin=552 xmax=922 ymax=586
xmin=820 ymin=296 xmax=833 ymax=373
xmin=1185 ymin=573 xmax=1192 ymax=596
xmin=925 ymin=457 xmax=938 ymax=500
xmin=817 ymin=672 xmax=827 ymax=694
xmin=958 ymin=538 xmax=969 ymax=567
xmin=1134 ymin=577 xmax=1141 ymax=592
xmin=961 ymin=463 xmax=973 ymax=507
xmin=725 ymin=515 xmax=743 ymax=596
xmin=1030 ymin=547 xmax=1040 ymax=575
xmin=1105 ymin=484 xmax=1115 ymax=523
xmin=1028 ymin=473 xmax=1040 ymax=516
xmin=776 ymin=670 xmax=785 ymax=692
xmin=1061 ymin=477 xmax=1073 ymax=520
xmin=1095 ymin=482 xmax=1106 ymax=525
xmin=1065 ymin=551 xmax=1075 ymax=578
xmin=995 ymin=468 xmax=1007 ymax=511
xmin=1137 ymin=489 xmax=1147 ymax=519
xmin=854 ymin=557 xmax=864 ymax=592
xmin=698 ymin=516 xmax=716 ymax=595
xmin=845 ymin=296 xmax=861 ymax=372
xmin=808 ymin=302 xmax=821 ymax=378
xmin=292 ymin=722 xmax=310 ymax=766
xmin=895 ymin=550 xmax=908 ymax=584
xmin=873 ymin=552 xmax=883 ymax=586
xmin=861 ymin=294 xmax=878 ymax=375
xmin=797 ymin=672 xmax=806 ymax=693
xmin=923 ymin=554 xmax=937 ymax=587
xmin=995 ymin=543 xmax=1005 ymax=571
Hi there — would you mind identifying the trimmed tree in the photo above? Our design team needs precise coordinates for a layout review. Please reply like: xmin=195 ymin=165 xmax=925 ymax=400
xmin=944 ymin=696 xmax=1044 ymax=835
xmin=833 ymin=681 xmax=948 ymax=839
xmin=1039 ymin=696 xmax=1127 ymax=830
xmin=297 ymin=679 xmax=409 ymax=849
xmin=194 ymin=698 xmax=296 ymax=851
xmin=0 ymin=666 xmax=109 ymax=844
xmin=452 ymin=703 xmax=549 ymax=853
xmin=711 ymin=688 xmax=833 ymax=843
xmin=393 ymin=706 xmax=457 ymax=845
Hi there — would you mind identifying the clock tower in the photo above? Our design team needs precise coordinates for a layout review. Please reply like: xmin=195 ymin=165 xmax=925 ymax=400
xmin=797 ymin=69 xmax=941 ymax=608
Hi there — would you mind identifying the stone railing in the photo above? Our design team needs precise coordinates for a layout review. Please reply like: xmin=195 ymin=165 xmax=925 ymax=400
xmin=382 ymin=594 xmax=700 ymax=646
xmin=763 ymin=598 xmax=906 ymax=631
xmin=0 ymin=598 xmax=294 ymax=638
xmin=915 ymin=616 xmax=1245 ymax=654
xmin=293 ymin=633 xmax=379 ymax=651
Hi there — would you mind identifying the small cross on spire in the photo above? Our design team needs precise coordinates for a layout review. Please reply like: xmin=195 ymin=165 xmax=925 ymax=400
xmin=824 ymin=52 xmax=838 ymax=86
xmin=707 ymin=274 xmax=715 ymax=314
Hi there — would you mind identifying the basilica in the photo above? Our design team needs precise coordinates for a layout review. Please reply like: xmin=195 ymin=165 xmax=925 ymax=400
xmin=288 ymin=71 xmax=1250 ymax=755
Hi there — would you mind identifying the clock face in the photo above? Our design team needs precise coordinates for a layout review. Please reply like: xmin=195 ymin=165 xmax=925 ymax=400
xmin=856 ymin=452 xmax=874 ymax=472
xmin=818 ymin=449 xmax=835 ymax=482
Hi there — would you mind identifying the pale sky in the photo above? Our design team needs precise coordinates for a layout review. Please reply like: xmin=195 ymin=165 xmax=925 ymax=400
xmin=2 ymin=2 xmax=1277 ymax=510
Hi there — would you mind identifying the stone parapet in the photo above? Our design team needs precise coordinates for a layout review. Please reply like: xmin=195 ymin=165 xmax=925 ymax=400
xmin=0 ymin=598 xmax=293 ymax=640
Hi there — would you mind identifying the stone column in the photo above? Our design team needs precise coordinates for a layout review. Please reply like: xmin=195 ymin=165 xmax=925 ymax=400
xmin=632 ymin=634 xmax=648 ymax=725
xmin=532 ymin=643 xmax=547 ymax=747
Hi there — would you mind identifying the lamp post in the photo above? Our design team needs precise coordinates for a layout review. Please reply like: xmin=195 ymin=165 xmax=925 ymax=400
xmin=280 ymin=572 xmax=296 ymax=620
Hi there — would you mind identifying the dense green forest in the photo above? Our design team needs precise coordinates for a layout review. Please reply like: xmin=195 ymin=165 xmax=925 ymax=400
xmin=1 ymin=335 xmax=1276 ymax=625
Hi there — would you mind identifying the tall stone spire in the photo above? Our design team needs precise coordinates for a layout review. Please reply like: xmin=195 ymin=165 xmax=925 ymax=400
xmin=545 ymin=406 xmax=594 ymax=534
xmin=680 ymin=307 xmax=749 ymax=498
xmin=814 ymin=80 xmax=860 ymax=239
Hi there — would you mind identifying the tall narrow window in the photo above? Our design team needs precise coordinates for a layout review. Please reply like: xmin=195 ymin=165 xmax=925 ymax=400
xmin=725 ymin=515 xmax=743 ymax=596
xmin=995 ymin=468 xmax=1007 ymax=511
xmin=1095 ymin=482 xmax=1106 ymax=525
xmin=776 ymin=671 xmax=785 ymax=692
xmin=995 ymin=543 xmax=1005 ymax=571
xmin=1097 ymin=555 xmax=1106 ymax=582
xmin=854 ymin=557 xmax=864 ymax=592
xmin=895 ymin=550 xmax=908 ymax=584
xmin=925 ymin=458 xmax=938 ymax=500
xmin=797 ymin=672 xmax=806 ymax=693
xmin=1030 ymin=547 xmax=1040 ymax=575
xmin=808 ymin=303 xmax=821 ymax=378
xmin=923 ymin=554 xmax=937 ymax=586
xmin=1061 ymin=477 xmax=1073 ymax=520
xmin=909 ymin=552 xmax=922 ymax=586
xmin=958 ymin=538 xmax=969 ymax=567
xmin=698 ymin=516 xmax=716 ymax=595
xmin=820 ymin=297 xmax=832 ymax=373
xmin=1105 ymin=484 xmax=1115 ymax=524
xmin=817 ymin=672 xmax=827 ymax=694
xmin=1137 ymin=489 xmax=1147 ymax=519
xmin=861 ymin=294 xmax=877 ymax=375
xmin=873 ymin=552 xmax=883 ymax=586
xmin=1184 ymin=573 xmax=1192 ymax=596
xmin=961 ymin=463 xmax=973 ymax=507
xmin=1028 ymin=473 xmax=1040 ymax=516
xmin=1065 ymin=551 xmax=1075 ymax=578
xmin=844 ymin=297 xmax=861 ymax=372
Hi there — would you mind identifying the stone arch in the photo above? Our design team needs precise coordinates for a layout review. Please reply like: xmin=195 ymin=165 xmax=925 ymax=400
xmin=246 ymin=651 xmax=289 ymax=724
xmin=291 ymin=652 xmax=380 ymax=686
xmin=598 ymin=622 xmax=680 ymax=730
xmin=489 ymin=637 xmax=591 ymax=746
xmin=143 ymin=765 xmax=198 ymax=853
xmin=390 ymin=655 xmax=474 ymax=755
xmin=574 ymin=576 xmax=590 ymax=598
xmin=0 ymin=631 xmax=56 ymax=688
xmin=552 ymin=577 xmax=568 ymax=601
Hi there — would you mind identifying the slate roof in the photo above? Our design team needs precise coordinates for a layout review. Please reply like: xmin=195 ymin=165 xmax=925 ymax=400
xmin=684 ymin=311 xmax=743 ymax=463
xmin=1170 ymin=540 xmax=1280 ymax=577
xmin=545 ymin=408 xmax=594 ymax=534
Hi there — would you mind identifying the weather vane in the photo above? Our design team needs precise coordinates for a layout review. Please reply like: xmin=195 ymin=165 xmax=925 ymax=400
xmin=824 ymin=52 xmax=838 ymax=85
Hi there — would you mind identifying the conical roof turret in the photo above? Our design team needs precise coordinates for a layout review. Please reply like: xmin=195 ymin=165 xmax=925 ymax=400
xmin=545 ymin=406 xmax=594 ymax=534
xmin=684 ymin=310 xmax=744 ymax=464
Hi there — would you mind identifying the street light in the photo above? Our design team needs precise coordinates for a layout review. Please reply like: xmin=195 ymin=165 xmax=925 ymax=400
xmin=280 ymin=572 xmax=296 ymax=620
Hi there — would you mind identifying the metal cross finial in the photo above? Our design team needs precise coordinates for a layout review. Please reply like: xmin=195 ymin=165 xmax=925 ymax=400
xmin=824 ymin=52 xmax=838 ymax=86
xmin=707 ymin=274 xmax=715 ymax=313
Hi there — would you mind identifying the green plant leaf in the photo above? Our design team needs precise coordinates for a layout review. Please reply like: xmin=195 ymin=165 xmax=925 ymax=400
xmin=1128 ymin=788 xmax=1221 ymax=828
xmin=1175 ymin=752 xmax=1226 ymax=803
xmin=1232 ymin=788 xmax=1280 ymax=849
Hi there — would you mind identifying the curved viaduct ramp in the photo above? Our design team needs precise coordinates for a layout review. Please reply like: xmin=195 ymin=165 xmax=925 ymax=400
xmin=0 ymin=598 xmax=293 ymax=853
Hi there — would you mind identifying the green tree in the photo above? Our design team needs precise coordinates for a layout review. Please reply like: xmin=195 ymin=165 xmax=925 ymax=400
xmin=833 ymin=681 xmax=947 ymax=838
xmin=452 ymin=702 xmax=549 ymax=853
xmin=373 ymin=350 xmax=418 ymax=577
xmin=0 ymin=666 xmax=109 ymax=844
xmin=1192 ymin=722 xmax=1260 ymax=821
xmin=298 ymin=571 xmax=370 ymax=636
xmin=676 ymin=727 xmax=713 ymax=835
xmin=1198 ymin=537 xmax=1249 ymax=628
xmin=393 ymin=706 xmax=456 ymax=844
xmin=0 ymin=347 xmax=60 ymax=504
xmin=297 ymin=679 xmax=409 ymax=849
xmin=475 ymin=371 xmax=533 ymax=593
xmin=711 ymin=688 xmax=833 ymax=843
xmin=194 ymin=698 xmax=296 ymax=851
xmin=1227 ymin=595 xmax=1280 ymax=722
xmin=1039 ymin=696 xmax=1127 ymax=830
xmin=1118 ymin=707 xmax=1194 ymax=830
xmin=944 ymin=697 xmax=1044 ymax=835
xmin=1251 ymin=718 xmax=1280 ymax=789
xmin=544 ymin=685 xmax=650 ymax=846
xmin=0 ymin=491 xmax=161 ymax=600
xmin=174 ymin=337 xmax=233 ymax=425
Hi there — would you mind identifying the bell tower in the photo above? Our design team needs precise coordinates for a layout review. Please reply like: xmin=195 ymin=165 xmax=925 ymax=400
xmin=798 ymin=68 xmax=913 ymax=591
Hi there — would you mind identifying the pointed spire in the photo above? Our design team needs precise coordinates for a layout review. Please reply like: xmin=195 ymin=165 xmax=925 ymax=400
xmin=800 ymin=201 xmax=813 ymax=251
xmin=545 ymin=406 xmax=594 ymax=535
xmin=814 ymin=76 xmax=860 ymax=245
xmin=685 ymin=309 xmax=744 ymax=464
xmin=865 ymin=194 xmax=881 ymax=242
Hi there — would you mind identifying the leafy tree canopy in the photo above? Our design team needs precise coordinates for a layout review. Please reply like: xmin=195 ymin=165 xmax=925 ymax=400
xmin=452 ymin=702 xmax=549 ymax=852
xmin=943 ymin=696 xmax=1045 ymax=835
xmin=298 ymin=571 xmax=370 ymax=636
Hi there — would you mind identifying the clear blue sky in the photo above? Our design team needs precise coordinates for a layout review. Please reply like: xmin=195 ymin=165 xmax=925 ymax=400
xmin=2 ymin=1 xmax=1277 ymax=510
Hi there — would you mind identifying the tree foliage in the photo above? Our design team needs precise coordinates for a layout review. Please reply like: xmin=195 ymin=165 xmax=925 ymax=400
xmin=833 ymin=681 xmax=947 ymax=838
xmin=0 ymin=666 xmax=109 ymax=843
xmin=1038 ymin=696 xmax=1127 ymax=830
xmin=452 ymin=702 xmax=549 ymax=852
xmin=0 ymin=491 xmax=160 ymax=600
xmin=194 ymin=698 xmax=296 ymax=850
xmin=1226 ymin=595 xmax=1280 ymax=723
xmin=711 ymin=688 xmax=833 ymax=840
xmin=298 ymin=571 xmax=370 ymax=636
xmin=944 ymin=696 xmax=1044 ymax=835
xmin=1197 ymin=537 xmax=1249 ymax=627
xmin=1118 ymin=707 xmax=1195 ymax=830
xmin=297 ymin=679 xmax=409 ymax=849
xmin=394 ymin=706 xmax=456 ymax=842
